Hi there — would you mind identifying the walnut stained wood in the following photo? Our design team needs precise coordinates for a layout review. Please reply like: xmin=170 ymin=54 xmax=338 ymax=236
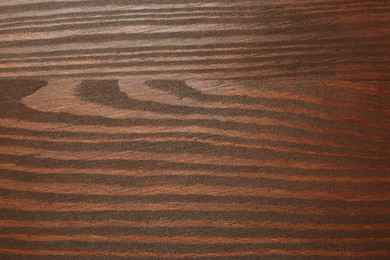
xmin=0 ymin=0 xmax=389 ymax=259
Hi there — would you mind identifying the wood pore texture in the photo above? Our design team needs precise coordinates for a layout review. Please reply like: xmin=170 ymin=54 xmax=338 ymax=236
xmin=0 ymin=0 xmax=389 ymax=259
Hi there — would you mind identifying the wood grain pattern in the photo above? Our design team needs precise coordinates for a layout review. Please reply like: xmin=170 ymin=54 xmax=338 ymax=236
xmin=0 ymin=0 xmax=389 ymax=259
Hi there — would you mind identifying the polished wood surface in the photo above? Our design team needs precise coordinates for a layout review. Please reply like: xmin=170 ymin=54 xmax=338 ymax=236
xmin=0 ymin=0 xmax=389 ymax=259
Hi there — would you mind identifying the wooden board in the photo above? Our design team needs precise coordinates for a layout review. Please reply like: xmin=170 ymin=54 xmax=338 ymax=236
xmin=0 ymin=0 xmax=389 ymax=259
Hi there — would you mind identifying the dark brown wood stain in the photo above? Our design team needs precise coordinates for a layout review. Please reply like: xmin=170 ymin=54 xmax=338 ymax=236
xmin=0 ymin=0 xmax=389 ymax=259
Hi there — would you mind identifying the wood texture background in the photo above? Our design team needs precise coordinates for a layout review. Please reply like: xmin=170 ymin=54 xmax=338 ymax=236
xmin=0 ymin=0 xmax=389 ymax=259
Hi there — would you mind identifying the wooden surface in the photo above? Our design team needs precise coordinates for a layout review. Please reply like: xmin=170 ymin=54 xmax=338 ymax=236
xmin=0 ymin=0 xmax=389 ymax=259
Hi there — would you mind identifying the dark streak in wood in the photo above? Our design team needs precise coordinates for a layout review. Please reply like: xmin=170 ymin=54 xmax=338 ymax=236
xmin=0 ymin=0 xmax=389 ymax=258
